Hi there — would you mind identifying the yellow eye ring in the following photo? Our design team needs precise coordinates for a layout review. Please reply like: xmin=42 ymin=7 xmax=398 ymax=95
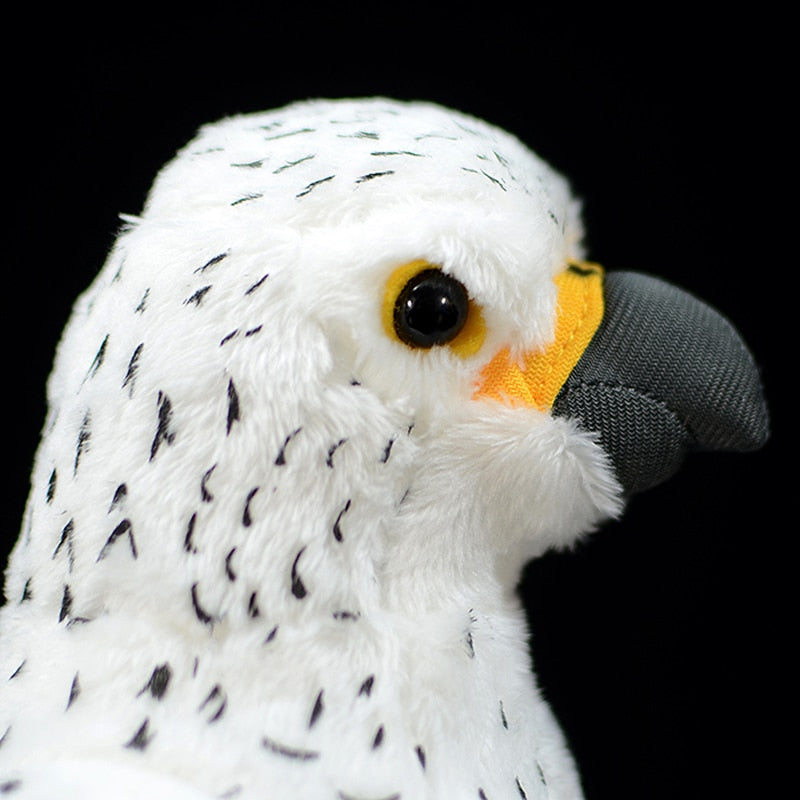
xmin=382 ymin=260 xmax=486 ymax=357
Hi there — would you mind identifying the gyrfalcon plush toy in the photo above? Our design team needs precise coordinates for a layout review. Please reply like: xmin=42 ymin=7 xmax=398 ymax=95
xmin=0 ymin=98 xmax=768 ymax=799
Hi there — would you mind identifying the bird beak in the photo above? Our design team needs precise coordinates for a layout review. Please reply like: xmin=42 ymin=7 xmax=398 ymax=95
xmin=474 ymin=263 xmax=770 ymax=495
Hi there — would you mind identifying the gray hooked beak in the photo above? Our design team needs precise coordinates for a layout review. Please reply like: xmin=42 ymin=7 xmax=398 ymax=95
xmin=552 ymin=271 xmax=770 ymax=494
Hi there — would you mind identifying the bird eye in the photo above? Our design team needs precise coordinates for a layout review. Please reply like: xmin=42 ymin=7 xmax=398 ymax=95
xmin=394 ymin=269 xmax=469 ymax=348
xmin=382 ymin=260 xmax=486 ymax=357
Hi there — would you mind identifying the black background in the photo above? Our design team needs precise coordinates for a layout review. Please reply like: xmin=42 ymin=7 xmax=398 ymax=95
xmin=3 ymin=6 xmax=789 ymax=798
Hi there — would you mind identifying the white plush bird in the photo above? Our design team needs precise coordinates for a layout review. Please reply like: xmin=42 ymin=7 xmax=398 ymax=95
xmin=0 ymin=98 xmax=768 ymax=799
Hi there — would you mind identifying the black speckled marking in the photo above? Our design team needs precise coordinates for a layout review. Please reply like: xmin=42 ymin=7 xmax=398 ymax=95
xmin=109 ymin=483 xmax=128 ymax=512
xmin=0 ymin=726 xmax=9 ymax=749
xmin=122 ymin=343 xmax=144 ymax=397
xmin=225 ymin=548 xmax=237 ymax=581
xmin=381 ymin=439 xmax=394 ymax=463
xmin=479 ymin=791 xmax=488 ymax=800
xmin=59 ymin=584 xmax=73 ymax=622
xmin=515 ymin=777 xmax=527 ymax=798
xmin=333 ymin=610 xmax=360 ymax=621
xmin=273 ymin=155 xmax=315 ymax=173
xmin=275 ymin=427 xmax=302 ymax=466
xmin=46 ymin=468 xmax=57 ymax=503
xmin=84 ymin=334 xmax=109 ymax=382
xmin=415 ymin=745 xmax=426 ymax=770
xmin=125 ymin=718 xmax=153 ymax=750
xmin=66 ymin=673 xmax=80 ymax=709
xmin=231 ymin=193 xmax=264 ymax=206
xmin=201 ymin=465 xmax=217 ymax=502
xmin=355 ymin=170 xmax=395 ymax=184
xmin=150 ymin=392 xmax=176 ymax=461
xmin=227 ymin=379 xmax=240 ymax=434
xmin=337 ymin=131 xmax=379 ymax=140
xmin=371 ymin=149 xmax=425 ymax=158
xmin=20 ymin=578 xmax=33 ymax=603
xmin=52 ymin=519 xmax=75 ymax=572
xmin=500 ymin=700 xmax=508 ymax=730
xmin=97 ymin=519 xmax=137 ymax=561
xmin=291 ymin=547 xmax=308 ymax=599
xmin=65 ymin=616 xmax=92 ymax=628
xmin=0 ymin=780 xmax=22 ymax=794
xmin=309 ymin=690 xmax=324 ymax=728
xmin=465 ymin=631 xmax=475 ymax=659
xmin=264 ymin=625 xmax=278 ymax=644
xmin=139 ymin=663 xmax=172 ymax=700
xmin=262 ymin=736 xmax=320 ymax=761
xmin=220 ymin=329 xmax=239 ymax=346
xmin=135 ymin=289 xmax=149 ymax=314
xmin=199 ymin=684 xmax=227 ymax=723
xmin=245 ymin=325 xmax=262 ymax=337
xmin=74 ymin=413 xmax=91 ymax=475
xmin=326 ymin=439 xmax=347 ymax=468
xmin=195 ymin=253 xmax=228 ymax=273
xmin=184 ymin=285 xmax=212 ymax=306
xmin=184 ymin=513 xmax=198 ymax=554
xmin=248 ymin=592 xmax=260 ymax=618
xmin=243 ymin=488 xmax=259 ymax=527
xmin=372 ymin=726 xmax=384 ymax=749
xmin=480 ymin=170 xmax=506 ymax=191
xmin=358 ymin=675 xmax=375 ymax=697
xmin=332 ymin=499 xmax=351 ymax=543
xmin=245 ymin=273 xmax=269 ymax=295
xmin=191 ymin=583 xmax=217 ymax=626
xmin=414 ymin=132 xmax=458 ymax=142
xmin=8 ymin=661 xmax=25 ymax=680
xmin=296 ymin=176 xmax=335 ymax=198
xmin=536 ymin=762 xmax=547 ymax=785
xmin=264 ymin=127 xmax=315 ymax=141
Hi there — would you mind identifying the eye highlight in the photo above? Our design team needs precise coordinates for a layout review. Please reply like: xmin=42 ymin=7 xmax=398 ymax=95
xmin=382 ymin=260 xmax=486 ymax=357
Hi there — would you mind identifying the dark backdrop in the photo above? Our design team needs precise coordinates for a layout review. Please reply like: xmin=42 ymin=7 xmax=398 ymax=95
xmin=3 ymin=6 xmax=788 ymax=799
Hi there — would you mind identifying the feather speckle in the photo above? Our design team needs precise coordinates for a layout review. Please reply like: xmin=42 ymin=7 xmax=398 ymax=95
xmin=309 ymin=690 xmax=324 ymax=728
xmin=190 ymin=583 xmax=217 ymax=626
xmin=139 ymin=664 xmax=172 ymax=700
xmin=125 ymin=718 xmax=153 ymax=751
xmin=58 ymin=585 xmax=72 ymax=623
xmin=150 ymin=393 xmax=176 ymax=461
xmin=66 ymin=673 xmax=81 ymax=710
xmin=262 ymin=736 xmax=320 ymax=761
xmin=291 ymin=547 xmax=308 ymax=599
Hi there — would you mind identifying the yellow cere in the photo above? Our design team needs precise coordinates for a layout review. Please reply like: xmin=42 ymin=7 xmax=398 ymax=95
xmin=382 ymin=260 xmax=486 ymax=358
xmin=474 ymin=262 xmax=605 ymax=410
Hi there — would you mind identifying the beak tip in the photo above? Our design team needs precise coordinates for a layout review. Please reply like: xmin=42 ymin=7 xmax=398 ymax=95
xmin=554 ymin=271 xmax=770 ymax=496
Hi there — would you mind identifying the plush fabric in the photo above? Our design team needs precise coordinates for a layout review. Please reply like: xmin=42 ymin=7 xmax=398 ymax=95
xmin=0 ymin=98 xmax=768 ymax=799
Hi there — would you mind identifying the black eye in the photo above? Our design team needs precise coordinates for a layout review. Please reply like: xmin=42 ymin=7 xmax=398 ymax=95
xmin=393 ymin=268 xmax=470 ymax=348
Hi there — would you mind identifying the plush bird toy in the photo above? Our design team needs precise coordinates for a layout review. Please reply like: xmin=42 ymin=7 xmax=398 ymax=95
xmin=0 ymin=98 xmax=768 ymax=799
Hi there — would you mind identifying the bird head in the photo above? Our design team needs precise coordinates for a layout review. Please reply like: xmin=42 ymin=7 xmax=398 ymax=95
xmin=0 ymin=99 xmax=768 ymax=797
xmin=7 ymin=98 xmax=768 ymax=621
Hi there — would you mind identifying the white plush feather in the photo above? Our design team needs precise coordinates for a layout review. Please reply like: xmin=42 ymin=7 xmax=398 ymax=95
xmin=1 ymin=98 xmax=622 ymax=799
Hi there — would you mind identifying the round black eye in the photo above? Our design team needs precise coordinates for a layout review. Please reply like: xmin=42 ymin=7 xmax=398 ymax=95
xmin=393 ymin=268 xmax=470 ymax=348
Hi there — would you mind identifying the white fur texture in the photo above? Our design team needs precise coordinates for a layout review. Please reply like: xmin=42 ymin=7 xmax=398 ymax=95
xmin=0 ymin=98 xmax=621 ymax=799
